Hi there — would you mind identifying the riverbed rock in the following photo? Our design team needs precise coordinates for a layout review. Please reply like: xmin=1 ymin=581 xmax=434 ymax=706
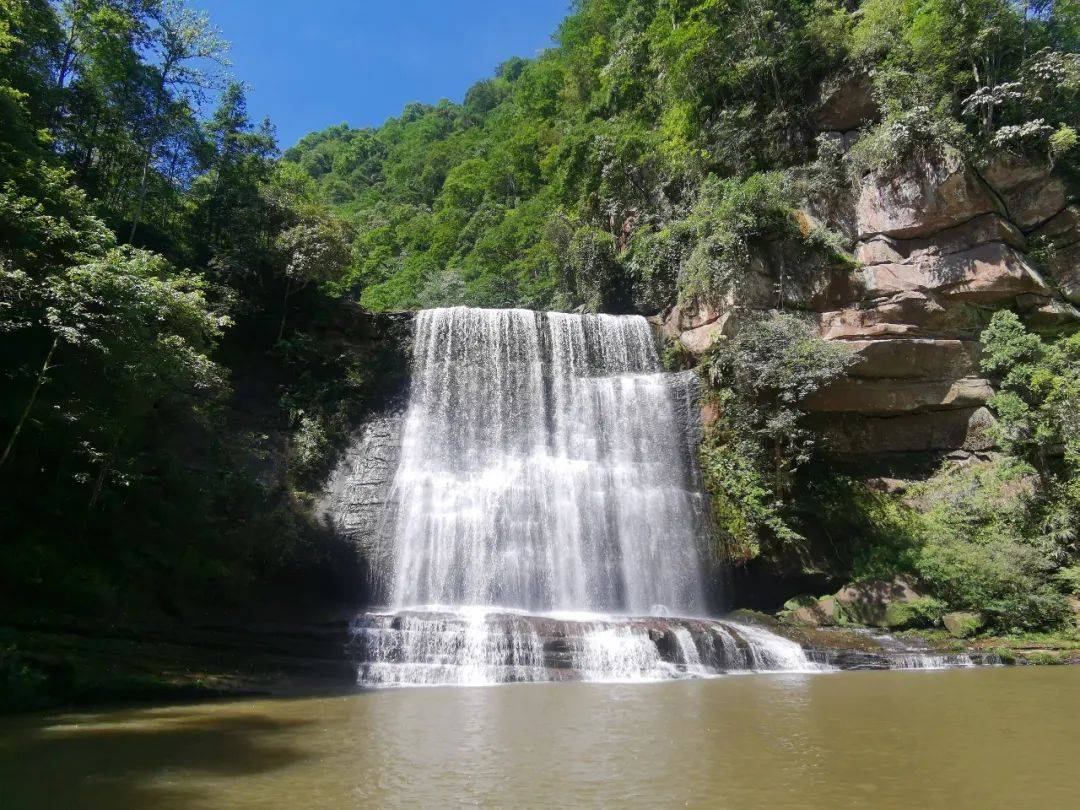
xmin=833 ymin=578 xmax=925 ymax=627
xmin=943 ymin=611 xmax=986 ymax=639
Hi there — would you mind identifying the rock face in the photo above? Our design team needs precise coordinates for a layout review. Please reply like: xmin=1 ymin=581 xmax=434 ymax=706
xmin=670 ymin=147 xmax=1077 ymax=458
xmin=857 ymin=151 xmax=1001 ymax=240
xmin=814 ymin=71 xmax=878 ymax=133
xmin=318 ymin=311 xmax=412 ymax=562
xmin=321 ymin=408 xmax=407 ymax=556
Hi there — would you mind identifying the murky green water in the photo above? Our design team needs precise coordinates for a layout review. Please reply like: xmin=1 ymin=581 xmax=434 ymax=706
xmin=2 ymin=667 xmax=1078 ymax=808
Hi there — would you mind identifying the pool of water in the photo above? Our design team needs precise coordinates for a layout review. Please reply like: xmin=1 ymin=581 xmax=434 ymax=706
xmin=2 ymin=666 xmax=1078 ymax=808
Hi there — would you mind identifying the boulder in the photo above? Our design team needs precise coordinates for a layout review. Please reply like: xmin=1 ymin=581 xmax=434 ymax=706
xmin=814 ymin=71 xmax=878 ymax=132
xmin=857 ymin=151 xmax=1002 ymax=240
xmin=834 ymin=578 xmax=921 ymax=627
xmin=788 ymin=596 xmax=839 ymax=627
xmin=804 ymin=377 xmax=993 ymax=415
xmin=943 ymin=611 xmax=986 ymax=639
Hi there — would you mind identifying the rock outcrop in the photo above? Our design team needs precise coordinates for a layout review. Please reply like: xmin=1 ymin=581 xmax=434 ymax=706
xmin=667 ymin=144 xmax=1077 ymax=459
xmin=833 ymin=578 xmax=939 ymax=629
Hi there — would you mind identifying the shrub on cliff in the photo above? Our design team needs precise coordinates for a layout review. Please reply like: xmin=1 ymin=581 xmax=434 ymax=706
xmin=699 ymin=313 xmax=856 ymax=562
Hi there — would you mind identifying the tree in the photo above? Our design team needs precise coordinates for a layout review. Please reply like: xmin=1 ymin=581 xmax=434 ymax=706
xmin=700 ymin=313 xmax=856 ymax=560
xmin=129 ymin=0 xmax=229 ymax=241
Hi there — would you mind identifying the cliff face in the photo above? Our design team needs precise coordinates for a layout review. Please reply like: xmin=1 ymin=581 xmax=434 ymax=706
xmin=663 ymin=81 xmax=1078 ymax=460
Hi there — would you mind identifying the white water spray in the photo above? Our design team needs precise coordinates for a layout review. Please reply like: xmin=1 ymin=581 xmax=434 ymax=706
xmin=352 ymin=307 xmax=826 ymax=685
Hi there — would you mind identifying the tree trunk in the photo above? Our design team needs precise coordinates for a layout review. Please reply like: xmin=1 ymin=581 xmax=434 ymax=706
xmin=0 ymin=336 xmax=59 ymax=471
xmin=88 ymin=440 xmax=118 ymax=508
xmin=277 ymin=279 xmax=292 ymax=342
xmin=129 ymin=150 xmax=152 ymax=243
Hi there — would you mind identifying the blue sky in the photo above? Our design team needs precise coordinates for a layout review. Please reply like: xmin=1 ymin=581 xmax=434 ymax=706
xmin=198 ymin=1 xmax=570 ymax=149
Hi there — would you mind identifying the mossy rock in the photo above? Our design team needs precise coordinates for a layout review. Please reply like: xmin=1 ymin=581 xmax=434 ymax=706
xmin=785 ymin=596 xmax=840 ymax=627
xmin=782 ymin=595 xmax=820 ymax=612
xmin=943 ymin=611 xmax=986 ymax=639
xmin=881 ymin=597 xmax=945 ymax=630
xmin=726 ymin=609 xmax=780 ymax=628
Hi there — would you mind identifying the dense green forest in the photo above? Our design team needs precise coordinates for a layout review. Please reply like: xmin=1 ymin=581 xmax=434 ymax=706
xmin=2 ymin=0 xmax=1080 ymax=633
xmin=0 ymin=0 xmax=395 ymax=619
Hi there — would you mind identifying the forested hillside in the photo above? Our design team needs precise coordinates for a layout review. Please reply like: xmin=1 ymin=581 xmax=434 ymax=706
xmin=3 ymin=0 xmax=1080 ymax=640
xmin=288 ymin=0 xmax=1080 ymax=632
xmin=0 ymin=0 xmax=397 ymax=620
xmin=286 ymin=0 xmax=1078 ymax=314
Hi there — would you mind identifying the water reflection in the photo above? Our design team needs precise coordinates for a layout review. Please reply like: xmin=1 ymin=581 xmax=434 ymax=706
xmin=0 ymin=707 xmax=313 ymax=807
xmin=2 ymin=668 xmax=1078 ymax=808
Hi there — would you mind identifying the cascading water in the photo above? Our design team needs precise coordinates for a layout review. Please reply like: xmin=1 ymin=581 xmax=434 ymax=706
xmin=351 ymin=306 xmax=825 ymax=685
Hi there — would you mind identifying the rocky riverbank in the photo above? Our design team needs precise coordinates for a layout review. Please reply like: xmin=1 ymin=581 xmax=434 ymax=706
xmin=5 ymin=605 xmax=1077 ymax=714
xmin=0 ymin=616 xmax=357 ymax=715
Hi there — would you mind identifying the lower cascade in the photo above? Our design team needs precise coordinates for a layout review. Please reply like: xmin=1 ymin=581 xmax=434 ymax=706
xmin=352 ymin=610 xmax=822 ymax=686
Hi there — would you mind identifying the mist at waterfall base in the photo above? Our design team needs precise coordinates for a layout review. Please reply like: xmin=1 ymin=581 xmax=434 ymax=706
xmin=343 ymin=306 xmax=827 ymax=685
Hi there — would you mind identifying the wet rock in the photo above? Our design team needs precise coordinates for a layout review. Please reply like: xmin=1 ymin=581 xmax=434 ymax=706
xmin=857 ymin=151 xmax=1001 ymax=241
xmin=320 ymin=408 xmax=407 ymax=553
xmin=943 ymin=611 xmax=986 ymax=639
xmin=725 ymin=609 xmax=780 ymax=628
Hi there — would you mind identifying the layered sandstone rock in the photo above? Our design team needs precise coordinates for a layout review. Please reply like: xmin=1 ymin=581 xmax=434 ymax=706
xmin=671 ymin=145 xmax=1076 ymax=458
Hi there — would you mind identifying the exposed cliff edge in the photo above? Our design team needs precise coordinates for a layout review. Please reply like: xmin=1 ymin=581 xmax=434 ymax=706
xmin=662 ymin=90 xmax=1077 ymax=461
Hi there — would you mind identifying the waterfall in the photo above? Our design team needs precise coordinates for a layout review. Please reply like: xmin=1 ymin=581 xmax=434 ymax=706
xmin=386 ymin=306 xmax=706 ymax=614
xmin=351 ymin=307 xmax=826 ymax=685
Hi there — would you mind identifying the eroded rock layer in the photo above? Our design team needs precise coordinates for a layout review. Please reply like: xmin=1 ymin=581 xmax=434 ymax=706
xmin=664 ymin=148 xmax=1078 ymax=457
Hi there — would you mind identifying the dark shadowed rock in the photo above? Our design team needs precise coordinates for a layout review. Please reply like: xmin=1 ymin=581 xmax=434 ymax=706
xmin=814 ymin=71 xmax=878 ymax=132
